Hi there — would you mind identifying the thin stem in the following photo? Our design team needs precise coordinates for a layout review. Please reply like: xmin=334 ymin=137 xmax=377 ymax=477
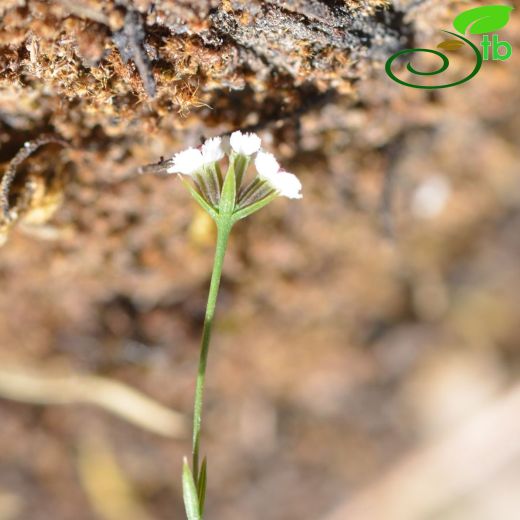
xmin=191 ymin=217 xmax=232 ymax=482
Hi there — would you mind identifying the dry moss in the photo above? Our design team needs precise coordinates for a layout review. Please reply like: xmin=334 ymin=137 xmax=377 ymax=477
xmin=0 ymin=0 xmax=407 ymax=144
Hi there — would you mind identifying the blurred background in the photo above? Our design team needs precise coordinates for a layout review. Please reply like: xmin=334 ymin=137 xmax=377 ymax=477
xmin=0 ymin=1 xmax=519 ymax=519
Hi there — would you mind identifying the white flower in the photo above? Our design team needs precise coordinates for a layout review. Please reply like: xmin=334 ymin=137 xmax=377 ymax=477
xmin=255 ymin=151 xmax=302 ymax=199
xmin=230 ymin=131 xmax=262 ymax=156
xmin=168 ymin=137 xmax=224 ymax=176
xmin=201 ymin=137 xmax=224 ymax=163
xmin=167 ymin=147 xmax=204 ymax=175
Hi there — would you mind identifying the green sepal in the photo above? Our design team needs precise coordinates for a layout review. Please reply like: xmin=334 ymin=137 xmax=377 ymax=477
xmin=232 ymin=153 xmax=250 ymax=190
xmin=180 ymin=176 xmax=218 ymax=221
xmin=219 ymin=163 xmax=237 ymax=217
xmin=212 ymin=162 xmax=223 ymax=190
xmin=182 ymin=458 xmax=201 ymax=520
xmin=232 ymin=192 xmax=278 ymax=222
xmin=197 ymin=456 xmax=208 ymax=517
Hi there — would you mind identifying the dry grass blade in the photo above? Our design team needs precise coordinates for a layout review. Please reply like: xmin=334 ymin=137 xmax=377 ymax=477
xmin=324 ymin=382 xmax=520 ymax=520
xmin=77 ymin=434 xmax=153 ymax=520
xmin=0 ymin=490 xmax=22 ymax=520
xmin=0 ymin=367 xmax=187 ymax=438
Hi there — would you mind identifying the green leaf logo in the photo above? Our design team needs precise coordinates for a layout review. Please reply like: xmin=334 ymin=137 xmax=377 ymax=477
xmin=453 ymin=5 xmax=514 ymax=35
xmin=437 ymin=39 xmax=465 ymax=51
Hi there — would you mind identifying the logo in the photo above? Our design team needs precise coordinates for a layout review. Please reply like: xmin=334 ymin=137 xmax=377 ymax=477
xmin=385 ymin=5 xmax=513 ymax=89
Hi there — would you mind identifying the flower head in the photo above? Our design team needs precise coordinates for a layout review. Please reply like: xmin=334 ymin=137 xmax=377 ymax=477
xmin=255 ymin=151 xmax=302 ymax=199
xmin=202 ymin=137 xmax=224 ymax=163
xmin=167 ymin=147 xmax=204 ymax=176
xmin=162 ymin=131 xmax=302 ymax=221
xmin=168 ymin=137 xmax=224 ymax=176
xmin=230 ymin=131 xmax=262 ymax=156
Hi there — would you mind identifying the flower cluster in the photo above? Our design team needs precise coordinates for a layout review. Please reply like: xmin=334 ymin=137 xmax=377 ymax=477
xmin=167 ymin=131 xmax=302 ymax=221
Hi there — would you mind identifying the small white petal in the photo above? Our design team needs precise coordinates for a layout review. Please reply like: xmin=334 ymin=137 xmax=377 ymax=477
xmin=274 ymin=171 xmax=302 ymax=199
xmin=167 ymin=148 xmax=204 ymax=175
xmin=201 ymin=137 xmax=224 ymax=163
xmin=255 ymin=151 xmax=280 ymax=179
xmin=255 ymin=151 xmax=302 ymax=199
xmin=230 ymin=131 xmax=262 ymax=156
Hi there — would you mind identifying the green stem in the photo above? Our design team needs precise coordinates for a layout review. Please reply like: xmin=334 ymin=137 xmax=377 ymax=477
xmin=191 ymin=217 xmax=232 ymax=483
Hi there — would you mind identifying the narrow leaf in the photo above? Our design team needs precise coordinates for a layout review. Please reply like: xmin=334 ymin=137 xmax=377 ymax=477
xmin=197 ymin=457 xmax=208 ymax=516
xmin=453 ymin=5 xmax=513 ymax=35
xmin=232 ymin=193 xmax=278 ymax=222
xmin=182 ymin=458 xmax=201 ymax=520
xmin=219 ymin=163 xmax=237 ymax=216
xmin=233 ymin=154 xmax=250 ymax=190
xmin=180 ymin=177 xmax=218 ymax=220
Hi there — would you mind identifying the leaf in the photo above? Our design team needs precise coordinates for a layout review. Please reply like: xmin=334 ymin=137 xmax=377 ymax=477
xmin=232 ymin=153 xmax=250 ymax=190
xmin=180 ymin=176 xmax=218 ymax=221
xmin=218 ymin=163 xmax=237 ymax=217
xmin=232 ymin=192 xmax=278 ymax=222
xmin=437 ymin=39 xmax=465 ymax=51
xmin=453 ymin=5 xmax=514 ymax=35
xmin=197 ymin=457 xmax=208 ymax=517
xmin=182 ymin=458 xmax=201 ymax=520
